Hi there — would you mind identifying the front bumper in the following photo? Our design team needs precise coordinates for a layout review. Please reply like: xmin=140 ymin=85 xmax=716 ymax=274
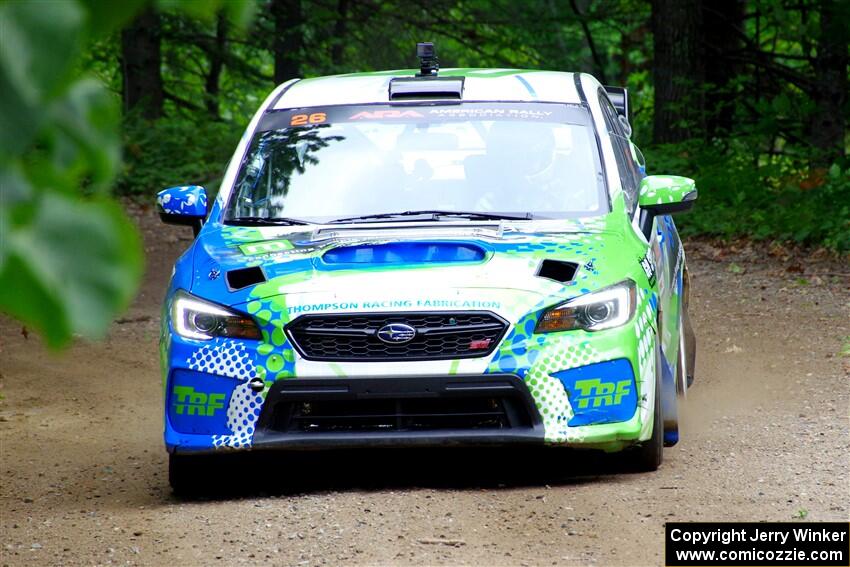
xmin=164 ymin=358 xmax=649 ymax=455
xmin=163 ymin=290 xmax=659 ymax=454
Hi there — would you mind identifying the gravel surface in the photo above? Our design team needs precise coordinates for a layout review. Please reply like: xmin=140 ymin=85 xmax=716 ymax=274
xmin=2 ymin=206 xmax=848 ymax=566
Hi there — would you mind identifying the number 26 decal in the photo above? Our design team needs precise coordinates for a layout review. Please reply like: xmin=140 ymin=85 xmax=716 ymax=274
xmin=290 ymin=112 xmax=327 ymax=126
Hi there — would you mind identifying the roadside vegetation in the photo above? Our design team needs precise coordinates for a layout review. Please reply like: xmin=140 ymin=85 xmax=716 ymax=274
xmin=110 ymin=1 xmax=848 ymax=250
xmin=1 ymin=0 xmax=847 ymax=346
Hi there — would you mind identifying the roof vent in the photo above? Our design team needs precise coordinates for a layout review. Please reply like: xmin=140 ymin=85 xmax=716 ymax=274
xmin=388 ymin=41 xmax=463 ymax=101
xmin=389 ymin=77 xmax=464 ymax=101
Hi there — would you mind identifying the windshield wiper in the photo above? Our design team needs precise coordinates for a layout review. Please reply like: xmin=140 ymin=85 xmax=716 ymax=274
xmin=225 ymin=216 xmax=311 ymax=226
xmin=328 ymin=210 xmax=533 ymax=224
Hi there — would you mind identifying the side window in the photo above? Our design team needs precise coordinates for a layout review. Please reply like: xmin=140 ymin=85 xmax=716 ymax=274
xmin=598 ymin=90 xmax=642 ymax=215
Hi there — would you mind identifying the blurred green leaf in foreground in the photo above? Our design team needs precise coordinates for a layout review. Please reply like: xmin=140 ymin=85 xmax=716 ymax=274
xmin=0 ymin=0 xmax=252 ymax=348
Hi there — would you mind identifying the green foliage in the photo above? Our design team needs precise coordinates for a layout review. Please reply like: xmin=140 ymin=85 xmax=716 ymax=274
xmin=0 ymin=193 xmax=142 ymax=346
xmin=159 ymin=0 xmax=256 ymax=28
xmin=108 ymin=0 xmax=845 ymax=252
xmin=645 ymin=141 xmax=850 ymax=251
xmin=117 ymin=115 xmax=242 ymax=195
xmin=0 ymin=0 xmax=254 ymax=349
xmin=0 ymin=0 xmax=143 ymax=348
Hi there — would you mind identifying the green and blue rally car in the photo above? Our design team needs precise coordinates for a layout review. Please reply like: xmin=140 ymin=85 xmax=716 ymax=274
xmin=158 ymin=44 xmax=697 ymax=492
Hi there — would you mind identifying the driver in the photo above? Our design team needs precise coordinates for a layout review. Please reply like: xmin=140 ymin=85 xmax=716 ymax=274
xmin=469 ymin=121 xmax=571 ymax=212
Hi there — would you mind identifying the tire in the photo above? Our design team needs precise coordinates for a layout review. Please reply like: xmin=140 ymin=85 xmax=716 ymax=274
xmin=629 ymin=346 xmax=664 ymax=471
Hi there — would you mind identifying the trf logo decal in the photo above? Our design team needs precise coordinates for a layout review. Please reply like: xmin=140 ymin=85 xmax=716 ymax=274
xmin=572 ymin=378 xmax=631 ymax=408
xmin=550 ymin=358 xmax=638 ymax=425
xmin=172 ymin=386 xmax=225 ymax=416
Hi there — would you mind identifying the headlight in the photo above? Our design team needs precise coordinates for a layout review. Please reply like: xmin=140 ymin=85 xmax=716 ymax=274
xmin=171 ymin=290 xmax=262 ymax=340
xmin=535 ymin=280 xmax=636 ymax=333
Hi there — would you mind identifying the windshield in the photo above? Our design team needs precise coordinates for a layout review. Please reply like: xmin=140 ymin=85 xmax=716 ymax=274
xmin=225 ymin=103 xmax=606 ymax=224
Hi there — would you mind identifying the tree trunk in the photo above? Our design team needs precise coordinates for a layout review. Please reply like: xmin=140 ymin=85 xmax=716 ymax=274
xmin=271 ymin=0 xmax=303 ymax=84
xmin=651 ymin=0 xmax=704 ymax=143
xmin=702 ymin=0 xmax=744 ymax=137
xmin=810 ymin=0 xmax=848 ymax=164
xmin=331 ymin=0 xmax=349 ymax=67
xmin=205 ymin=12 xmax=228 ymax=119
xmin=121 ymin=9 xmax=163 ymax=120
xmin=569 ymin=0 xmax=608 ymax=84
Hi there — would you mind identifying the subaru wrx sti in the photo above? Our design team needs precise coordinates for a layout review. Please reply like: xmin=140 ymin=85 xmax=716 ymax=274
xmin=158 ymin=44 xmax=697 ymax=493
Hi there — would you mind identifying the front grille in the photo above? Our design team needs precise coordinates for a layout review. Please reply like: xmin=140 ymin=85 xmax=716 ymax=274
xmin=286 ymin=312 xmax=508 ymax=361
xmin=269 ymin=396 xmax=532 ymax=433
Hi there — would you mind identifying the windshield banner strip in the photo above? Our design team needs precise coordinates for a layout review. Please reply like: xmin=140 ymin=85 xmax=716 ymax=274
xmin=258 ymin=102 xmax=590 ymax=133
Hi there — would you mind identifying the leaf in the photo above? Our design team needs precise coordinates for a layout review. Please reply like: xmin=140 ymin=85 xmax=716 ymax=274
xmin=0 ymin=164 xmax=33 ymax=270
xmin=49 ymin=78 xmax=121 ymax=192
xmin=0 ymin=0 xmax=84 ymax=157
xmin=0 ymin=192 xmax=143 ymax=348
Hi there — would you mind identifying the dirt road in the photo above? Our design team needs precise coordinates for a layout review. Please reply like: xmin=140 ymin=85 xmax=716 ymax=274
xmin=2 ymin=206 xmax=848 ymax=566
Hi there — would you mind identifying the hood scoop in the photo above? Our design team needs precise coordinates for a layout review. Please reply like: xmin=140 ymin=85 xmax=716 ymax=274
xmin=226 ymin=266 xmax=266 ymax=290
xmin=536 ymin=259 xmax=578 ymax=283
xmin=322 ymin=241 xmax=486 ymax=266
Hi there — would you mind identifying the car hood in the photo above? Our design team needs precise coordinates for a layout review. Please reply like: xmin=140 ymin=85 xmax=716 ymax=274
xmin=189 ymin=217 xmax=644 ymax=319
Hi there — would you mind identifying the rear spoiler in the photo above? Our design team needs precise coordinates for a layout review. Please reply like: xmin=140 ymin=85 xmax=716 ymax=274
xmin=603 ymin=86 xmax=629 ymax=121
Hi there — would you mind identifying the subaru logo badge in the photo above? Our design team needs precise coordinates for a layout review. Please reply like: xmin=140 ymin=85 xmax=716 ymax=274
xmin=376 ymin=323 xmax=416 ymax=344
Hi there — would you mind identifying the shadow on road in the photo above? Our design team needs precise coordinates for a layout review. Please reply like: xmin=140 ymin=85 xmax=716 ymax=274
xmin=171 ymin=447 xmax=641 ymax=501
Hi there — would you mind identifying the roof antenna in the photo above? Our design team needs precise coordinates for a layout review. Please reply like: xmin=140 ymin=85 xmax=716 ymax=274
xmin=416 ymin=42 xmax=438 ymax=77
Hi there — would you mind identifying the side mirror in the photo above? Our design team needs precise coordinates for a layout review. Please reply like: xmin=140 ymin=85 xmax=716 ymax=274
xmin=638 ymin=175 xmax=697 ymax=238
xmin=156 ymin=185 xmax=208 ymax=236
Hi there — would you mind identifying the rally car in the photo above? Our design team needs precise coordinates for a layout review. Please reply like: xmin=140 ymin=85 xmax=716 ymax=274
xmin=158 ymin=44 xmax=697 ymax=493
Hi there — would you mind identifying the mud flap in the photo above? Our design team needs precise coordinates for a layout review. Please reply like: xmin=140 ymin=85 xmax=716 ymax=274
xmin=660 ymin=350 xmax=679 ymax=446
xmin=681 ymin=267 xmax=697 ymax=387
xmin=682 ymin=306 xmax=697 ymax=388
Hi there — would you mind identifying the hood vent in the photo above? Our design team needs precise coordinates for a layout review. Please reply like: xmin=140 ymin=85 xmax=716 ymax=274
xmin=536 ymin=260 xmax=578 ymax=283
xmin=226 ymin=266 xmax=266 ymax=291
